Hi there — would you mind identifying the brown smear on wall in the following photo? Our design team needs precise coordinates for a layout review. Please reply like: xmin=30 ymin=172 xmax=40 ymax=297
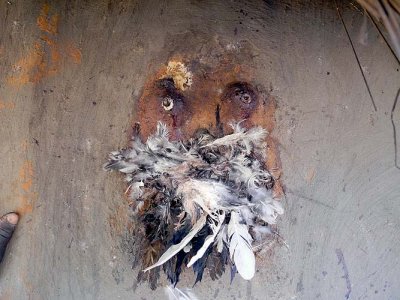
xmin=7 ymin=4 xmax=81 ymax=86
xmin=135 ymin=48 xmax=284 ymax=198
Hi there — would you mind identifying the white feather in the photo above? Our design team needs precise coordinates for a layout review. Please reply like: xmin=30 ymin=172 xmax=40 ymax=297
xmin=117 ymin=163 xmax=139 ymax=174
xmin=202 ymin=123 xmax=267 ymax=154
xmin=229 ymin=121 xmax=246 ymax=134
xmin=228 ymin=211 xmax=255 ymax=280
xmin=143 ymin=215 xmax=207 ymax=272
xmin=164 ymin=285 xmax=199 ymax=300
xmin=243 ymin=125 xmax=268 ymax=140
xmin=187 ymin=211 xmax=225 ymax=267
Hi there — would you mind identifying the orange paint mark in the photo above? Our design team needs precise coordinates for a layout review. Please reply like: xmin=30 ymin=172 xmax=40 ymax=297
xmin=48 ymin=44 xmax=61 ymax=74
xmin=6 ymin=4 xmax=81 ymax=86
xmin=36 ymin=3 xmax=59 ymax=34
xmin=19 ymin=162 xmax=33 ymax=192
xmin=7 ymin=42 xmax=44 ymax=85
xmin=12 ymin=160 xmax=37 ymax=215
xmin=0 ymin=99 xmax=16 ymax=110
xmin=41 ymin=35 xmax=56 ymax=46
xmin=66 ymin=43 xmax=82 ymax=64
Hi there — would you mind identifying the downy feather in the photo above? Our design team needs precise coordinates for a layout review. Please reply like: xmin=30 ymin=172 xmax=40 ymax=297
xmin=248 ymin=186 xmax=284 ymax=224
xmin=177 ymin=179 xmax=245 ymax=215
xmin=256 ymin=200 xmax=284 ymax=224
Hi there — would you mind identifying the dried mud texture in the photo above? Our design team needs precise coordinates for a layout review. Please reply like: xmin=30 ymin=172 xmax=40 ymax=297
xmin=136 ymin=40 xmax=284 ymax=198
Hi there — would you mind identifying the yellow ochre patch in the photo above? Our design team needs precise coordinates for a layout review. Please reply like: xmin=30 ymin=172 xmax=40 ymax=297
xmin=163 ymin=61 xmax=193 ymax=91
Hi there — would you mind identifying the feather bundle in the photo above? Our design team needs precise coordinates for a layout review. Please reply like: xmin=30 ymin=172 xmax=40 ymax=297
xmin=104 ymin=121 xmax=284 ymax=288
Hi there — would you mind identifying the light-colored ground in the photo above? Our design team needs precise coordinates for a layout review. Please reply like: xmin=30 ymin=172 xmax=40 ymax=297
xmin=0 ymin=1 xmax=399 ymax=299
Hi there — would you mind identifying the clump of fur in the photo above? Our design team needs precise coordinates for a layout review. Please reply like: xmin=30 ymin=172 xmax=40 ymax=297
xmin=105 ymin=122 xmax=283 ymax=289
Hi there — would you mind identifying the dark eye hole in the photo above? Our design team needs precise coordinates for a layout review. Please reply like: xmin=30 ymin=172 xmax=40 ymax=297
xmin=222 ymin=82 xmax=258 ymax=108
xmin=158 ymin=78 xmax=176 ymax=91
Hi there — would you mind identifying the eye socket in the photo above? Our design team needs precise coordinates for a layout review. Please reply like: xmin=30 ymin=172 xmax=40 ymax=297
xmin=162 ymin=97 xmax=174 ymax=111
xmin=223 ymin=82 xmax=257 ymax=106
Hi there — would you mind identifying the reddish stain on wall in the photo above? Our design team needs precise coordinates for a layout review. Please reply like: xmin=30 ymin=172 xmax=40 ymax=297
xmin=7 ymin=4 xmax=81 ymax=86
